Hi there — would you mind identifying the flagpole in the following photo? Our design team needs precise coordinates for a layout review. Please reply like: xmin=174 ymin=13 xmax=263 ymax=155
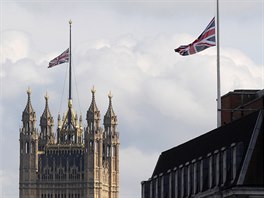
xmin=216 ymin=0 xmax=221 ymax=127
xmin=68 ymin=20 xmax=72 ymax=128
xmin=69 ymin=20 xmax=72 ymax=100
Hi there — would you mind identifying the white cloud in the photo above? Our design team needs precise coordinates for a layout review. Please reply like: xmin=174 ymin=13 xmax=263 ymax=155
xmin=1 ymin=30 xmax=31 ymax=63
xmin=2 ymin=59 xmax=52 ymax=97
xmin=120 ymin=147 xmax=159 ymax=198
xmin=220 ymin=48 xmax=263 ymax=93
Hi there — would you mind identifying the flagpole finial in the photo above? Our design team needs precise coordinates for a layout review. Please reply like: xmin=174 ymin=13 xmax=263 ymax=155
xmin=108 ymin=91 xmax=113 ymax=99
xmin=91 ymin=86 xmax=96 ymax=94
xmin=27 ymin=87 xmax=32 ymax=95
xmin=69 ymin=20 xmax=72 ymax=25
xmin=45 ymin=91 xmax=49 ymax=100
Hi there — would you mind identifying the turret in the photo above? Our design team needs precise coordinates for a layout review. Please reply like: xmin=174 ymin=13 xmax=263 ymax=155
xmin=22 ymin=88 xmax=37 ymax=132
xmin=86 ymin=87 xmax=101 ymax=133
xmin=85 ymin=87 xmax=104 ymax=161
xmin=39 ymin=93 xmax=55 ymax=149
xmin=103 ymin=92 xmax=117 ymax=135
xmin=103 ymin=91 xmax=119 ymax=197
xmin=19 ymin=88 xmax=38 ymax=198
xmin=85 ymin=87 xmax=103 ymax=152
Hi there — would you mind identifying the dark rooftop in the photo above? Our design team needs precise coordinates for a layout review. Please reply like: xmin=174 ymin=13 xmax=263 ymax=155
xmin=152 ymin=110 xmax=261 ymax=177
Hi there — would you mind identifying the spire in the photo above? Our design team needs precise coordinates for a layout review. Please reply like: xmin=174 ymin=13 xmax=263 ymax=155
xmin=104 ymin=91 xmax=117 ymax=129
xmin=40 ymin=93 xmax=53 ymax=126
xmin=86 ymin=86 xmax=101 ymax=131
xmin=58 ymin=103 xmax=79 ymax=144
xmin=22 ymin=87 xmax=36 ymax=132
xmin=88 ymin=86 xmax=99 ymax=113
xmin=104 ymin=91 xmax=116 ymax=118
xmin=39 ymin=93 xmax=54 ymax=146
xmin=23 ymin=87 xmax=34 ymax=115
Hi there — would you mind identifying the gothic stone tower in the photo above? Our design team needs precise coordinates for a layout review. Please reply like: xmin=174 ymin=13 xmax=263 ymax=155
xmin=19 ymin=87 xmax=120 ymax=198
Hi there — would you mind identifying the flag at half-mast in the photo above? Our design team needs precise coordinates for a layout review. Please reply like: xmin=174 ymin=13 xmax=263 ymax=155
xmin=175 ymin=17 xmax=216 ymax=56
xmin=48 ymin=48 xmax=69 ymax=68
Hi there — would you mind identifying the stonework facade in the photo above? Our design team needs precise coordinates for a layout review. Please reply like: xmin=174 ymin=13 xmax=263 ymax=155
xmin=19 ymin=88 xmax=119 ymax=198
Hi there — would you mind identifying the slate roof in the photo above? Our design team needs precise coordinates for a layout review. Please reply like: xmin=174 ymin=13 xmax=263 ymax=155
xmin=152 ymin=110 xmax=262 ymax=177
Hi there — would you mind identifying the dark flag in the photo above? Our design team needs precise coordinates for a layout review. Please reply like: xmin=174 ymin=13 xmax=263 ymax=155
xmin=175 ymin=17 xmax=216 ymax=56
xmin=48 ymin=48 xmax=69 ymax=68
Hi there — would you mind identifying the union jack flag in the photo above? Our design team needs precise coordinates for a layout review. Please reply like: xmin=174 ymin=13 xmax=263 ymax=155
xmin=175 ymin=17 xmax=216 ymax=56
xmin=48 ymin=48 xmax=69 ymax=68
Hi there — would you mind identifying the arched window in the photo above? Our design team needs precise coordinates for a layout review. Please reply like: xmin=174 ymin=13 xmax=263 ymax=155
xmin=107 ymin=145 xmax=111 ymax=157
xmin=31 ymin=142 xmax=34 ymax=153
xmin=112 ymin=145 xmax=116 ymax=157
xmin=25 ymin=142 xmax=30 ymax=154
xmin=89 ymin=140 xmax=93 ymax=151
xmin=71 ymin=135 xmax=75 ymax=142
xmin=89 ymin=121 xmax=93 ymax=130
xmin=26 ymin=122 xmax=30 ymax=132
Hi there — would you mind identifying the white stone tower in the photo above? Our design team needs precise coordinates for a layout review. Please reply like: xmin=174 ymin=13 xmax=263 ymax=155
xmin=84 ymin=88 xmax=120 ymax=198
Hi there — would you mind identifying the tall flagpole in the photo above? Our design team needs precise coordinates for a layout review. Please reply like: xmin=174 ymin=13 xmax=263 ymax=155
xmin=68 ymin=20 xmax=72 ymax=128
xmin=69 ymin=20 xmax=72 ymax=100
xmin=216 ymin=0 xmax=221 ymax=127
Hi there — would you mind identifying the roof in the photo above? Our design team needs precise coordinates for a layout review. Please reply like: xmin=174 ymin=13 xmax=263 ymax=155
xmin=152 ymin=110 xmax=262 ymax=177
xmin=221 ymin=89 xmax=261 ymax=98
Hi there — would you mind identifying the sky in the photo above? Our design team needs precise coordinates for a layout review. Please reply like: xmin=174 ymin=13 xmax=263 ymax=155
xmin=0 ymin=0 xmax=263 ymax=198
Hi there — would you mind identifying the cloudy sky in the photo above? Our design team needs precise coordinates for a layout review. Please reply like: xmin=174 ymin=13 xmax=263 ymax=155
xmin=0 ymin=0 xmax=263 ymax=197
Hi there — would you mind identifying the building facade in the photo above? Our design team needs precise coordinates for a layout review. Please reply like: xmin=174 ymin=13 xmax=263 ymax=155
xmin=19 ymin=87 xmax=119 ymax=198
xmin=142 ymin=90 xmax=264 ymax=198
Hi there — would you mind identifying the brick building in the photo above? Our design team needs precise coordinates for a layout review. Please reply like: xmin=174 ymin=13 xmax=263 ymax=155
xmin=221 ymin=89 xmax=264 ymax=125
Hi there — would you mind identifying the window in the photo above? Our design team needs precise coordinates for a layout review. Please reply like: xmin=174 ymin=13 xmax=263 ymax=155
xmin=107 ymin=146 xmax=111 ymax=157
xmin=27 ymin=122 xmax=30 ymax=131
xmin=112 ymin=146 xmax=116 ymax=157
xmin=31 ymin=142 xmax=34 ymax=153
xmin=89 ymin=140 xmax=93 ymax=151
xmin=25 ymin=142 xmax=30 ymax=154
